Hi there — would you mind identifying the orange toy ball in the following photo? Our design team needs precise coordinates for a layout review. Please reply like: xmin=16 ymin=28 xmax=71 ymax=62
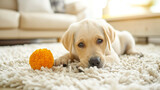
xmin=29 ymin=48 xmax=54 ymax=70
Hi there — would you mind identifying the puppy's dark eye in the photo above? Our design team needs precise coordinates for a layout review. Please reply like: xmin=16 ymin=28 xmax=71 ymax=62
xmin=97 ymin=38 xmax=103 ymax=44
xmin=78 ymin=42 xmax=85 ymax=48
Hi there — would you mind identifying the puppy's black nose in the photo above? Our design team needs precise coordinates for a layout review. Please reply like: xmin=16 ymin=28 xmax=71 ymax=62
xmin=89 ymin=57 xmax=101 ymax=67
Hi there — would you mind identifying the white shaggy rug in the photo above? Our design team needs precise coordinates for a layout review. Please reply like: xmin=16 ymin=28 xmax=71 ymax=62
xmin=0 ymin=43 xmax=160 ymax=90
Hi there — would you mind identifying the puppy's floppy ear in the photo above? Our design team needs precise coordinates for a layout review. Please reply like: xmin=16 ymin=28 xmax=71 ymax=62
xmin=98 ymin=19 xmax=116 ymax=51
xmin=102 ymin=27 xmax=112 ymax=51
xmin=100 ymin=19 xmax=116 ymax=43
xmin=61 ymin=24 xmax=75 ymax=54
xmin=104 ymin=24 xmax=116 ymax=43
xmin=100 ymin=20 xmax=116 ymax=43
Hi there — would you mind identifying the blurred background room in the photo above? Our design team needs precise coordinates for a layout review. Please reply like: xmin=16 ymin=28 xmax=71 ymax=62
xmin=0 ymin=0 xmax=160 ymax=45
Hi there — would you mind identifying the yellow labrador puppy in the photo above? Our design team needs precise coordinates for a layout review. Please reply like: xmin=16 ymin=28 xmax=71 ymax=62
xmin=55 ymin=19 xmax=141 ymax=68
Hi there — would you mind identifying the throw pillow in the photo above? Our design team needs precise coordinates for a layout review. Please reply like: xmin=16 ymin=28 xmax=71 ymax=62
xmin=18 ymin=0 xmax=53 ymax=13
xmin=50 ymin=0 xmax=65 ymax=13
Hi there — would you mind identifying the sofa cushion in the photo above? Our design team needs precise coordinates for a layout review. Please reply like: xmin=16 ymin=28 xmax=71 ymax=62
xmin=0 ymin=0 xmax=17 ymax=10
xmin=0 ymin=9 xmax=20 ymax=29
xmin=65 ymin=0 xmax=86 ymax=15
xmin=20 ymin=13 xmax=77 ymax=30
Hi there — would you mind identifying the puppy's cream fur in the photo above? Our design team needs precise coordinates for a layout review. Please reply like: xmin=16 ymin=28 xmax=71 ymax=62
xmin=55 ymin=19 xmax=140 ymax=68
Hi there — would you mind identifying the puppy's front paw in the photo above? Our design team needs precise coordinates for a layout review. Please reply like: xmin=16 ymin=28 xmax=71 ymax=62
xmin=54 ymin=58 xmax=68 ymax=66
xmin=76 ymin=63 xmax=84 ymax=72
xmin=54 ymin=54 xmax=71 ymax=66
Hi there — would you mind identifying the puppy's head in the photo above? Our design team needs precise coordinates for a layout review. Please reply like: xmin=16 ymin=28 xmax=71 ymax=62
xmin=62 ymin=19 xmax=115 ymax=68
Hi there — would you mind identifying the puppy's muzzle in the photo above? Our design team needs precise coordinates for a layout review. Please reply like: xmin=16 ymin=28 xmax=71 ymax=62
xmin=89 ymin=56 xmax=101 ymax=68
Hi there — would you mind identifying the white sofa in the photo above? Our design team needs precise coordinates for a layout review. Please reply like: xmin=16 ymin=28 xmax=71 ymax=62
xmin=0 ymin=0 xmax=86 ymax=40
